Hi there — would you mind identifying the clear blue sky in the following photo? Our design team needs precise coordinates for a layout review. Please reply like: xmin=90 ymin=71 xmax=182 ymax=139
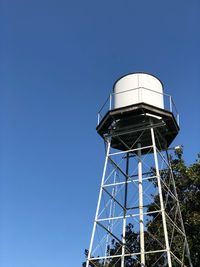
xmin=0 ymin=0 xmax=199 ymax=266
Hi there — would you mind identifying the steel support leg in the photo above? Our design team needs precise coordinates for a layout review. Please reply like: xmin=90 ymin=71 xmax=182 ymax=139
xmin=138 ymin=143 xmax=145 ymax=266
xmin=151 ymin=127 xmax=172 ymax=267
xmin=121 ymin=153 xmax=129 ymax=267
xmin=86 ymin=139 xmax=111 ymax=267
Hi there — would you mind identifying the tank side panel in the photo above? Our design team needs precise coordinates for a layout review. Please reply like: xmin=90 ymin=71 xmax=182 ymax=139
xmin=113 ymin=73 xmax=164 ymax=109
xmin=113 ymin=74 xmax=139 ymax=109
xmin=139 ymin=74 xmax=164 ymax=109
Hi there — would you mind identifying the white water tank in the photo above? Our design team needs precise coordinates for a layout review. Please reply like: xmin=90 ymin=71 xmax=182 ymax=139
xmin=113 ymin=73 xmax=164 ymax=109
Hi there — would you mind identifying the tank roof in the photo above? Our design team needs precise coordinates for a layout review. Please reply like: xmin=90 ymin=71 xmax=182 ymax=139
xmin=112 ymin=72 xmax=164 ymax=92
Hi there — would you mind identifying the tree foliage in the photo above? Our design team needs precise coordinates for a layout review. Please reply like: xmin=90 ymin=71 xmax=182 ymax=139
xmin=171 ymin=150 xmax=200 ymax=266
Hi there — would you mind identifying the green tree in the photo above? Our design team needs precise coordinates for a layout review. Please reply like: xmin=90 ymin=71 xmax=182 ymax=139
xmin=170 ymin=149 xmax=200 ymax=266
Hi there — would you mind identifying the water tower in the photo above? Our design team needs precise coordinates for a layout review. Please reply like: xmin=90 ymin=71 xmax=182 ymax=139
xmin=86 ymin=73 xmax=192 ymax=267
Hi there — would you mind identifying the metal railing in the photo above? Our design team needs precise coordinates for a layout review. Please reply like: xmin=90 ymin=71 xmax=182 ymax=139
xmin=97 ymin=87 xmax=179 ymax=126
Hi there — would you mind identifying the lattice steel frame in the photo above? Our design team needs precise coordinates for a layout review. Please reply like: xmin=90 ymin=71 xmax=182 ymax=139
xmin=86 ymin=123 xmax=193 ymax=267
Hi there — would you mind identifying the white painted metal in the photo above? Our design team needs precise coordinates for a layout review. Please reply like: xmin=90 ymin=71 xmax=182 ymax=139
xmin=138 ymin=143 xmax=145 ymax=266
xmin=90 ymin=249 xmax=167 ymax=261
xmin=103 ymin=175 xmax=157 ymax=188
xmin=97 ymin=210 xmax=162 ymax=222
xmin=150 ymin=127 xmax=172 ymax=267
xmin=86 ymin=139 xmax=111 ymax=267
xmin=121 ymin=154 xmax=129 ymax=267
xmin=108 ymin=145 xmax=153 ymax=157
xmin=121 ymin=216 xmax=126 ymax=267
xmin=104 ymin=172 xmax=117 ymax=266
xmin=113 ymin=73 xmax=164 ymax=109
